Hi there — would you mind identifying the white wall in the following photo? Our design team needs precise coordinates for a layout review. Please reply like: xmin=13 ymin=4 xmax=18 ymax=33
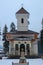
xmin=16 ymin=14 xmax=29 ymax=31
xmin=31 ymin=40 xmax=38 ymax=55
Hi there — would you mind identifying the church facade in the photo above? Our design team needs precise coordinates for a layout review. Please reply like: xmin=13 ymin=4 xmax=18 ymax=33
xmin=6 ymin=7 xmax=39 ymax=57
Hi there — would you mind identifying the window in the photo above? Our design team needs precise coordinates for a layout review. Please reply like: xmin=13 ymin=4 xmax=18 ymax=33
xmin=26 ymin=44 xmax=30 ymax=55
xmin=15 ymin=44 xmax=18 ymax=50
xmin=21 ymin=18 xmax=24 ymax=24
xmin=26 ymin=44 xmax=29 ymax=51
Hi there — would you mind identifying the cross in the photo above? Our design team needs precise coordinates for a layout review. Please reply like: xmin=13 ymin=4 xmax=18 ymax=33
xmin=21 ymin=4 xmax=23 ymax=7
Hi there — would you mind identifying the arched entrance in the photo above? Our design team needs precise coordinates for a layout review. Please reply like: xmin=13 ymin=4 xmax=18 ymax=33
xmin=20 ymin=44 xmax=25 ymax=55
xmin=26 ymin=44 xmax=30 ymax=56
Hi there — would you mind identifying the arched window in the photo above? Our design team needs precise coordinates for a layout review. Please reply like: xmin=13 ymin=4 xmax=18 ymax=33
xmin=15 ymin=44 xmax=18 ymax=50
xmin=26 ymin=44 xmax=29 ymax=51
xmin=21 ymin=18 xmax=24 ymax=24
xmin=26 ymin=44 xmax=30 ymax=55
xmin=20 ymin=44 xmax=25 ymax=52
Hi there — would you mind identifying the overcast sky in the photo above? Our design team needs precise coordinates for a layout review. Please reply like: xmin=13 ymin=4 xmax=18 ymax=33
xmin=0 ymin=0 xmax=43 ymax=33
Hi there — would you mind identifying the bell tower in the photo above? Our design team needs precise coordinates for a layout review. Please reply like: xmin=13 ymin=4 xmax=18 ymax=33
xmin=16 ymin=7 xmax=30 ymax=31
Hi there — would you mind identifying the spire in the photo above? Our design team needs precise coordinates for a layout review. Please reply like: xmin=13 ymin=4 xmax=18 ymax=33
xmin=42 ymin=18 xmax=43 ymax=29
xmin=21 ymin=4 xmax=23 ymax=8
xmin=21 ymin=3 xmax=23 ymax=8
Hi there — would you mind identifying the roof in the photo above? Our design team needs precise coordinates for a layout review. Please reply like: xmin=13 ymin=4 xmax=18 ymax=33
xmin=6 ymin=30 xmax=39 ymax=35
xmin=16 ymin=7 xmax=29 ymax=14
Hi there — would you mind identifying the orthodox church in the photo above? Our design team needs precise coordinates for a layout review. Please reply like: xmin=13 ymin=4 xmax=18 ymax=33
xmin=6 ymin=7 xmax=39 ymax=57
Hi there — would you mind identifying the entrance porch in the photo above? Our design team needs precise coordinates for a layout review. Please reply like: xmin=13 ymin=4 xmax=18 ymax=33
xmin=9 ymin=41 xmax=31 ymax=57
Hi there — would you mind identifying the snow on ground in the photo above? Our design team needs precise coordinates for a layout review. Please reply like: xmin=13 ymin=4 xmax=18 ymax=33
xmin=0 ymin=59 xmax=43 ymax=65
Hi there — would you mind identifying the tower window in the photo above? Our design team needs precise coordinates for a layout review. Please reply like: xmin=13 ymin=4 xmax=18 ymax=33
xmin=21 ymin=18 xmax=24 ymax=24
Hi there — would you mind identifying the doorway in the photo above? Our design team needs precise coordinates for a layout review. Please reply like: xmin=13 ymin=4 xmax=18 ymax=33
xmin=26 ymin=44 xmax=30 ymax=56
xmin=20 ymin=44 xmax=25 ymax=55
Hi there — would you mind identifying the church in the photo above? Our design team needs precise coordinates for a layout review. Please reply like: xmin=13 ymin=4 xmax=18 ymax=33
xmin=6 ymin=7 xmax=39 ymax=57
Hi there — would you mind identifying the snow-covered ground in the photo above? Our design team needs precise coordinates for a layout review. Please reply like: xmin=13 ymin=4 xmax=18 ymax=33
xmin=0 ymin=59 xmax=43 ymax=65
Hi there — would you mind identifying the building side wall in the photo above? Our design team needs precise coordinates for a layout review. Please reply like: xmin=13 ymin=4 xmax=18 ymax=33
xmin=31 ymin=40 xmax=38 ymax=55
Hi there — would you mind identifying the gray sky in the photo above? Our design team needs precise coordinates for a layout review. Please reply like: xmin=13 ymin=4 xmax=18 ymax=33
xmin=0 ymin=0 xmax=43 ymax=33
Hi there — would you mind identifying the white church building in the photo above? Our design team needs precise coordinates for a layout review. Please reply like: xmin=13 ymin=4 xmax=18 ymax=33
xmin=6 ymin=7 xmax=39 ymax=57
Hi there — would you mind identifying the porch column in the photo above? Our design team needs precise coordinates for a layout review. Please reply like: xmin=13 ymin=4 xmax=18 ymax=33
xmin=13 ymin=43 xmax=15 ymax=55
xmin=9 ymin=42 xmax=12 ymax=55
xmin=25 ymin=44 xmax=27 ymax=56
xmin=18 ymin=44 xmax=20 ymax=55
xmin=29 ymin=43 xmax=32 ymax=55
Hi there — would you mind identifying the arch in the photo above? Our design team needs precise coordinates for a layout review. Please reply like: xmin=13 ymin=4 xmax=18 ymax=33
xmin=21 ymin=18 xmax=24 ymax=24
xmin=20 ymin=44 xmax=25 ymax=52
xmin=15 ymin=44 xmax=19 ymax=50
xmin=26 ymin=44 xmax=30 ymax=55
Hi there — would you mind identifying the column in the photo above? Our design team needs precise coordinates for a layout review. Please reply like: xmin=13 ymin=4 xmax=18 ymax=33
xmin=25 ymin=44 xmax=27 ymax=56
xmin=29 ymin=43 xmax=32 ymax=55
xmin=13 ymin=43 xmax=15 ymax=55
xmin=9 ymin=42 xmax=12 ymax=55
xmin=18 ymin=44 xmax=20 ymax=55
